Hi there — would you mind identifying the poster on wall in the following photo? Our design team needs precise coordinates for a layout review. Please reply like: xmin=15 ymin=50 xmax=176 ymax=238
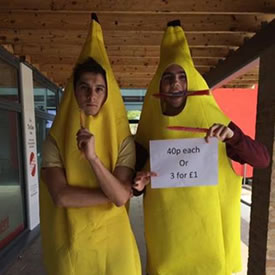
xmin=20 ymin=63 xmax=40 ymax=230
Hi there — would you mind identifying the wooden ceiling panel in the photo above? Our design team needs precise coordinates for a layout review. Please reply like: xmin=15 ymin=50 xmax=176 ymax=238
xmin=0 ymin=12 xmax=273 ymax=32
xmin=0 ymin=0 xmax=274 ymax=89
xmin=1 ymin=0 xmax=275 ymax=13
xmin=0 ymin=29 xmax=254 ymax=47
xmin=13 ymin=44 xmax=235 ymax=58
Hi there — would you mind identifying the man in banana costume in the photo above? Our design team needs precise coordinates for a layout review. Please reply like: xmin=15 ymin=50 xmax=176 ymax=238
xmin=40 ymin=14 xmax=141 ymax=275
xmin=134 ymin=20 xmax=269 ymax=275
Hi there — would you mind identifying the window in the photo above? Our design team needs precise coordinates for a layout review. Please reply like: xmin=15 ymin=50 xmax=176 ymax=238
xmin=121 ymin=89 xmax=145 ymax=135
xmin=35 ymin=117 xmax=50 ymax=176
xmin=127 ymin=110 xmax=141 ymax=135
xmin=0 ymin=109 xmax=25 ymax=250
xmin=33 ymin=78 xmax=59 ymax=174
xmin=33 ymin=80 xmax=58 ymax=114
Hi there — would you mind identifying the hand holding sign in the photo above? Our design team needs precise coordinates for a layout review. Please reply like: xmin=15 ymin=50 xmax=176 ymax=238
xmin=149 ymin=138 xmax=218 ymax=189
xmin=205 ymin=123 xmax=234 ymax=143
xmin=133 ymin=171 xmax=158 ymax=191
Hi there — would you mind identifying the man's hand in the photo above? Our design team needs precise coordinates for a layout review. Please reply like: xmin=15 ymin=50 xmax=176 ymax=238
xmin=133 ymin=171 xmax=157 ymax=191
xmin=205 ymin=123 xmax=234 ymax=143
xmin=76 ymin=128 xmax=97 ymax=161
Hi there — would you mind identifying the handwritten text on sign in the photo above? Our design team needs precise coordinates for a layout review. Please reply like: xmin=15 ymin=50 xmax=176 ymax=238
xmin=150 ymin=138 xmax=218 ymax=188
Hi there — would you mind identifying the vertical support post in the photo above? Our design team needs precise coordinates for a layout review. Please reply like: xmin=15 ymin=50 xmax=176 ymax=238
xmin=248 ymin=44 xmax=275 ymax=275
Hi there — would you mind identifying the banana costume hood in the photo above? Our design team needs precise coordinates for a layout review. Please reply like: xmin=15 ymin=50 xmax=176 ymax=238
xmin=135 ymin=20 xmax=242 ymax=275
xmin=40 ymin=14 xmax=141 ymax=275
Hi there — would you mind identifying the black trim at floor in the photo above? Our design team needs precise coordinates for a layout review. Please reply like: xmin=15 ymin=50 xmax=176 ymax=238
xmin=0 ymin=225 xmax=40 ymax=275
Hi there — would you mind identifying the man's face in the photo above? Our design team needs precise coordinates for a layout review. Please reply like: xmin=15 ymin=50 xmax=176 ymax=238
xmin=160 ymin=64 xmax=187 ymax=115
xmin=75 ymin=72 xmax=107 ymax=116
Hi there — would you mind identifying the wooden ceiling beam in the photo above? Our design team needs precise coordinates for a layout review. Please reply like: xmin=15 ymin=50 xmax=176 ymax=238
xmin=13 ymin=44 xmax=236 ymax=59
xmin=47 ymin=66 xmax=211 ymax=82
xmin=29 ymin=55 xmax=224 ymax=66
xmin=0 ymin=29 xmax=254 ymax=47
xmin=53 ymin=80 xmax=257 ymax=89
xmin=48 ymin=73 xmax=259 ymax=89
xmin=26 ymin=58 xmax=219 ymax=86
xmin=0 ymin=12 xmax=273 ymax=32
xmin=1 ymin=0 xmax=274 ymax=14
xmin=204 ymin=19 xmax=275 ymax=88
xmin=42 ymin=65 xmax=158 ymax=74
xmin=52 ymin=78 xmax=152 ymax=89
xmin=29 ymin=56 xmax=222 ymax=66
xmin=50 ymin=73 xmax=258 ymax=90
xmin=48 ymin=75 xmax=152 ymax=87
xmin=40 ymin=64 xmax=212 ymax=74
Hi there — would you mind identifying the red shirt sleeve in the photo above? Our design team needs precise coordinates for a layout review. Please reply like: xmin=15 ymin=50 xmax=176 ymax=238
xmin=225 ymin=121 xmax=270 ymax=168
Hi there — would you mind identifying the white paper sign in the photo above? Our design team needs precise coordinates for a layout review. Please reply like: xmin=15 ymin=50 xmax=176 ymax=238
xmin=150 ymin=138 xmax=218 ymax=188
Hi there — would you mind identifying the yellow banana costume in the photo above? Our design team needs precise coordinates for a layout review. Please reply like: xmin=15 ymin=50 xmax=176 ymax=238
xmin=135 ymin=20 xmax=242 ymax=275
xmin=40 ymin=15 xmax=141 ymax=275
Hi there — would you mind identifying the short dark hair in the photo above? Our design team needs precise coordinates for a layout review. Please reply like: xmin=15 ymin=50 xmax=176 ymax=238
xmin=73 ymin=57 xmax=107 ymax=89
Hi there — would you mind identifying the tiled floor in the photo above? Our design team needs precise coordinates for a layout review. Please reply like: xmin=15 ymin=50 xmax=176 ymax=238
xmin=3 ymin=193 xmax=250 ymax=275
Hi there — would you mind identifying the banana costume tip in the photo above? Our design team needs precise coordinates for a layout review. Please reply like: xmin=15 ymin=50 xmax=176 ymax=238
xmin=91 ymin=13 xmax=99 ymax=23
xmin=167 ymin=19 xmax=181 ymax=27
